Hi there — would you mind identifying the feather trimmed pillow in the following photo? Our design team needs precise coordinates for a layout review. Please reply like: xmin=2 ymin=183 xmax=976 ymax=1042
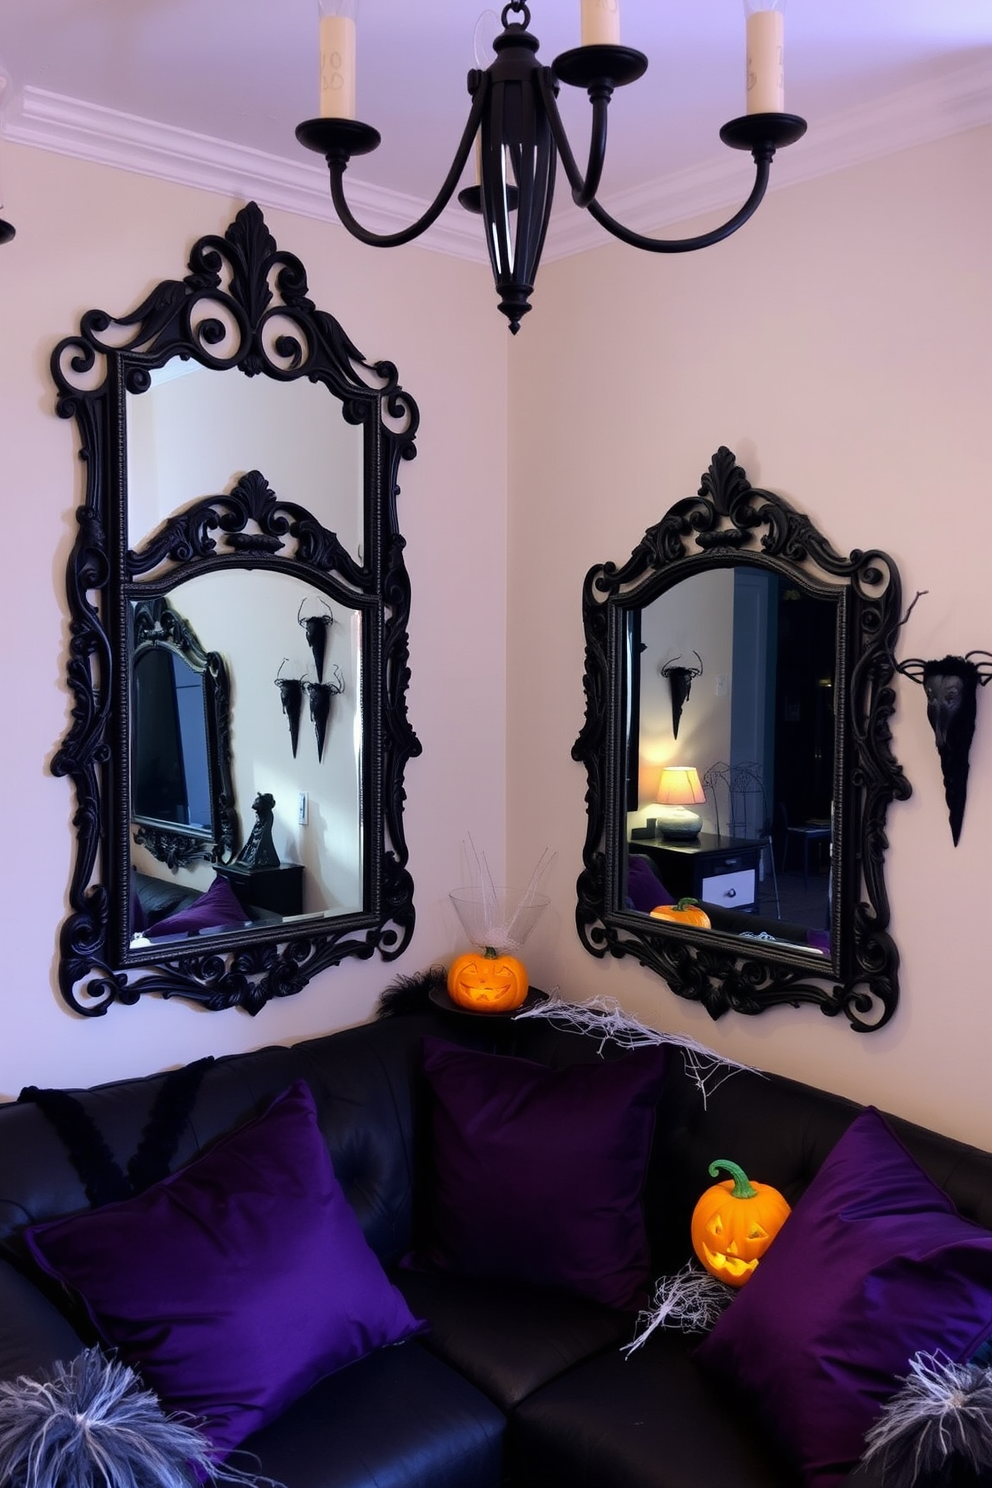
xmin=695 ymin=1108 xmax=992 ymax=1488
xmin=24 ymin=1081 xmax=426 ymax=1459
xmin=0 ymin=1347 xmax=265 ymax=1488
xmin=862 ymin=1350 xmax=992 ymax=1488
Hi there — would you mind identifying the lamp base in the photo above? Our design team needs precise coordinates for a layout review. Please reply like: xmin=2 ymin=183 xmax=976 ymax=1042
xmin=657 ymin=806 xmax=702 ymax=841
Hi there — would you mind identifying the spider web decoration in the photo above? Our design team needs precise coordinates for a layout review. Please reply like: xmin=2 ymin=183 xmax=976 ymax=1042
xmin=513 ymin=995 xmax=760 ymax=1105
xmin=621 ymin=1262 xmax=734 ymax=1356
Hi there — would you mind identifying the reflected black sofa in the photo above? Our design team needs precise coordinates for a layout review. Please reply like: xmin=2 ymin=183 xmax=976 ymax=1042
xmin=2 ymin=998 xmax=991 ymax=1488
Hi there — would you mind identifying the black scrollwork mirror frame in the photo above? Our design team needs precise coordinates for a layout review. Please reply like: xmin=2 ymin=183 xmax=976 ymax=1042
xmin=573 ymin=447 xmax=911 ymax=1031
xmin=130 ymin=596 xmax=238 ymax=871
xmin=51 ymin=202 xmax=421 ymax=1016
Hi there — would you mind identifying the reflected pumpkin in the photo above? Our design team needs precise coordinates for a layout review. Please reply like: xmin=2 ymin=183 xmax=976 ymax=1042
xmin=690 ymin=1159 xmax=791 ymax=1287
xmin=650 ymin=897 xmax=711 ymax=928
xmin=447 ymin=949 xmax=528 ymax=1013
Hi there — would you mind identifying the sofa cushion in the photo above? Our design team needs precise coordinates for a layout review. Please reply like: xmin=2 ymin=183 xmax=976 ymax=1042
xmin=24 ymin=1080 xmax=426 ymax=1458
xmin=241 ymin=1338 xmax=506 ymax=1488
xmin=509 ymin=1327 xmax=797 ymax=1488
xmin=395 ymin=1269 xmax=632 ymax=1411
xmin=694 ymin=1106 xmax=992 ymax=1488
xmin=411 ymin=1038 xmax=667 ymax=1311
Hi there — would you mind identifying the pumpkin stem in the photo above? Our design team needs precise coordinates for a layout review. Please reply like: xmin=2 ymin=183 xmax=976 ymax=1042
xmin=483 ymin=946 xmax=500 ymax=959
xmin=675 ymin=898 xmax=701 ymax=912
xmin=708 ymin=1159 xmax=758 ymax=1200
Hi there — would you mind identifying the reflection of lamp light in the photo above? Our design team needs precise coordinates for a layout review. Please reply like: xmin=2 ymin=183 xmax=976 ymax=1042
xmin=656 ymin=766 xmax=705 ymax=840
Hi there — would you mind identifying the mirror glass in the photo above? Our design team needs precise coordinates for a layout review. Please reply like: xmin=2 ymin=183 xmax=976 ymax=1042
xmin=630 ymin=568 xmax=838 ymax=952
xmin=52 ymin=202 xmax=420 ymax=1016
xmin=126 ymin=363 xmax=363 ymax=557
xmin=574 ymin=447 xmax=910 ymax=1031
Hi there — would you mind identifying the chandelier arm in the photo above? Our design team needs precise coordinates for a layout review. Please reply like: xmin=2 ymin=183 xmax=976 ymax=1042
xmin=327 ymin=85 xmax=489 ymax=250
xmin=538 ymin=68 xmax=609 ymax=209
xmin=583 ymin=151 xmax=773 ymax=253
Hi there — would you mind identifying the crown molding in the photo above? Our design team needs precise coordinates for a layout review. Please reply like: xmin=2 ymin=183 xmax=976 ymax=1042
xmin=4 ymin=87 xmax=485 ymax=260
xmin=544 ymin=54 xmax=992 ymax=259
xmin=6 ymin=56 xmax=991 ymax=266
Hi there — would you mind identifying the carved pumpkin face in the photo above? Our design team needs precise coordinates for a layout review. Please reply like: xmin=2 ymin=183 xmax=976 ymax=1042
xmin=690 ymin=1160 xmax=791 ymax=1288
xmin=447 ymin=950 xmax=528 ymax=1013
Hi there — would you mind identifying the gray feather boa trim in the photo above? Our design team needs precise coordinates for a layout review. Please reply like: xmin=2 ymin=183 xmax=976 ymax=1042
xmin=0 ymin=1348 xmax=277 ymax=1488
xmin=862 ymin=1350 xmax=992 ymax=1488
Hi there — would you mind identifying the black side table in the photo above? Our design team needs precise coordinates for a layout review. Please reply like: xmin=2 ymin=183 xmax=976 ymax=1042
xmin=217 ymin=862 xmax=304 ymax=917
xmin=630 ymin=833 xmax=761 ymax=913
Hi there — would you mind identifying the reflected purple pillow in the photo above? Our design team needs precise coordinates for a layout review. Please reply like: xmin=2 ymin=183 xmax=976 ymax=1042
xmin=143 ymin=873 xmax=247 ymax=938
xmin=25 ymin=1081 xmax=426 ymax=1457
xmin=627 ymin=855 xmax=675 ymax=913
xmin=695 ymin=1107 xmax=992 ymax=1488
xmin=410 ymin=1037 xmax=667 ymax=1310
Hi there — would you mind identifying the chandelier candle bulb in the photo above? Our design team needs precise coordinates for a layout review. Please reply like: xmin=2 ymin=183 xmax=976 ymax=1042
xmin=745 ymin=0 xmax=785 ymax=114
xmin=581 ymin=0 xmax=621 ymax=48
xmin=318 ymin=2 xmax=357 ymax=120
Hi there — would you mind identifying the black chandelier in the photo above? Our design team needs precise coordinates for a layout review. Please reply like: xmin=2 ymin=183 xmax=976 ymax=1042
xmin=297 ymin=1 xmax=806 ymax=334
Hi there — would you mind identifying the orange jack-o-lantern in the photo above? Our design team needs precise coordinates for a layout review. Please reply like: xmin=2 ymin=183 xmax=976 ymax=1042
xmin=690 ymin=1159 xmax=791 ymax=1288
xmin=447 ymin=948 xmax=529 ymax=1013
xmin=649 ymin=897 xmax=711 ymax=929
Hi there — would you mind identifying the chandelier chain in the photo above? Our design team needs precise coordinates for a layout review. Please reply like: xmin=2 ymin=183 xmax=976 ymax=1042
xmin=501 ymin=2 xmax=531 ymax=30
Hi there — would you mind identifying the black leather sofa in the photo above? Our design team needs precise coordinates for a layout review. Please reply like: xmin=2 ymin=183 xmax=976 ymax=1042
xmin=2 ymin=997 xmax=991 ymax=1488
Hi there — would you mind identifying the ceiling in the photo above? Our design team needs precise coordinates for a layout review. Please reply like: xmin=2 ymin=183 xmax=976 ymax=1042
xmin=2 ymin=1 xmax=990 ymax=260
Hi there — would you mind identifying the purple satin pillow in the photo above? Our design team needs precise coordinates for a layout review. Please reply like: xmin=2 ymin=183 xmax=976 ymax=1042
xmin=25 ymin=1081 xmax=426 ymax=1458
xmin=144 ymin=873 xmax=247 ymax=938
xmin=695 ymin=1107 xmax=992 ymax=1488
xmin=412 ymin=1037 xmax=667 ymax=1311
xmin=627 ymin=855 xmax=675 ymax=913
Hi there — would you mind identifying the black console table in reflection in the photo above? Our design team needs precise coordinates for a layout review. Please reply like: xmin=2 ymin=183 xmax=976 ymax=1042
xmin=216 ymin=862 xmax=304 ymax=918
xmin=629 ymin=833 xmax=761 ymax=914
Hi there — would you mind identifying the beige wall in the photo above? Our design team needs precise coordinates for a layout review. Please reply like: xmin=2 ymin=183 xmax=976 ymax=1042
xmin=0 ymin=143 xmax=509 ymax=1095
xmin=508 ymin=125 xmax=992 ymax=1148
xmin=3 ymin=125 xmax=991 ymax=1151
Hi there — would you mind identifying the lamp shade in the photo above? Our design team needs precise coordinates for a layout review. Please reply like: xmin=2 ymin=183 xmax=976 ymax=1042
xmin=656 ymin=766 xmax=705 ymax=840
xmin=657 ymin=766 xmax=705 ymax=807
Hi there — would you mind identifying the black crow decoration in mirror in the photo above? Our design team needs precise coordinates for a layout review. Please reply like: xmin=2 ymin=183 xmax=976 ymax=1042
xmin=274 ymin=659 xmax=304 ymax=758
xmin=305 ymin=666 xmax=346 ymax=762
xmin=659 ymin=652 xmax=703 ymax=740
xmin=897 ymin=651 xmax=992 ymax=845
xmin=299 ymin=599 xmax=334 ymax=682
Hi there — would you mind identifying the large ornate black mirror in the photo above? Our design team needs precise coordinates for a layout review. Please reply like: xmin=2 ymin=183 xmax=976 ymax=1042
xmin=52 ymin=202 xmax=420 ymax=1016
xmin=574 ymin=448 xmax=911 ymax=1031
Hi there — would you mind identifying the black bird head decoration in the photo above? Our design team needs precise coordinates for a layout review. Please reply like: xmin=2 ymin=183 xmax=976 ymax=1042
xmin=298 ymin=598 xmax=334 ymax=682
xmin=659 ymin=652 xmax=703 ymax=740
xmin=274 ymin=659 xmax=304 ymax=758
xmin=304 ymin=666 xmax=346 ymax=762
xmin=898 ymin=651 xmax=992 ymax=845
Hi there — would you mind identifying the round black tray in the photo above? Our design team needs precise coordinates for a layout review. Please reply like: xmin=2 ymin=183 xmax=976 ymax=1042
xmin=428 ymin=985 xmax=549 ymax=1021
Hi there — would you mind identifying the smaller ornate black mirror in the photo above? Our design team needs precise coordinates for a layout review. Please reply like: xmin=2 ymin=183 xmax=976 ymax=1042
xmin=573 ymin=448 xmax=911 ymax=1031
xmin=52 ymin=203 xmax=420 ymax=1016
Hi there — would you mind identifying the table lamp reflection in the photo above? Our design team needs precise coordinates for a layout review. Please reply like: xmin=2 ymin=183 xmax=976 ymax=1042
xmin=656 ymin=766 xmax=705 ymax=840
